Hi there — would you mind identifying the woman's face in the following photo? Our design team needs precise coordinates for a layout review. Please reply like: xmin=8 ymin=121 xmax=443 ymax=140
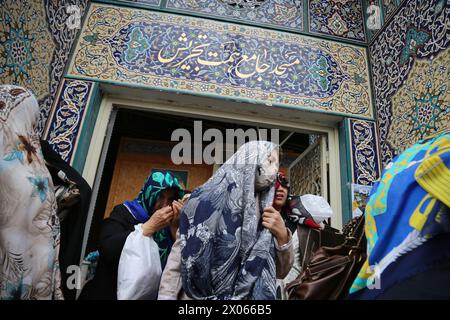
xmin=255 ymin=149 xmax=279 ymax=191
xmin=273 ymin=184 xmax=289 ymax=209
xmin=152 ymin=187 xmax=180 ymax=212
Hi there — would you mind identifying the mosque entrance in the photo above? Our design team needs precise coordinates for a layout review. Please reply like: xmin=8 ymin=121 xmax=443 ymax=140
xmin=78 ymin=94 xmax=342 ymax=268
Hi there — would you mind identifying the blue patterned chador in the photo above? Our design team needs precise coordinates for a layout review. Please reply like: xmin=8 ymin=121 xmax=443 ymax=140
xmin=180 ymin=141 xmax=279 ymax=300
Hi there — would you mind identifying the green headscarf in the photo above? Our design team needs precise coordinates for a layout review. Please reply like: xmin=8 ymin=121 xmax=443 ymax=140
xmin=126 ymin=170 xmax=185 ymax=268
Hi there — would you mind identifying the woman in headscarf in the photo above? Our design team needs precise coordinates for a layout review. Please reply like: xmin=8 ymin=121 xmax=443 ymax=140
xmin=272 ymin=172 xmax=327 ymax=299
xmin=79 ymin=170 xmax=184 ymax=300
xmin=349 ymin=130 xmax=450 ymax=299
xmin=273 ymin=172 xmax=297 ymax=233
xmin=0 ymin=85 xmax=63 ymax=299
xmin=178 ymin=140 xmax=294 ymax=300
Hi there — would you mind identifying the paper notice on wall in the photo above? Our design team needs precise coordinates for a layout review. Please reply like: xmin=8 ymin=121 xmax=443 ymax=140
xmin=351 ymin=184 xmax=373 ymax=218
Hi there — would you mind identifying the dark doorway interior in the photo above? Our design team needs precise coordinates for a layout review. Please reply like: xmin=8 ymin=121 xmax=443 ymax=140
xmin=85 ymin=108 xmax=311 ymax=253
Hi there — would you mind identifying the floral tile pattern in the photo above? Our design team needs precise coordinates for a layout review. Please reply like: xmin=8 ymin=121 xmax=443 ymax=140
xmin=387 ymin=52 xmax=449 ymax=155
xmin=309 ymin=0 xmax=366 ymax=42
xmin=117 ymin=0 xmax=160 ymax=5
xmin=349 ymin=119 xmax=381 ymax=185
xmin=0 ymin=0 xmax=89 ymax=136
xmin=382 ymin=0 xmax=399 ymax=21
xmin=44 ymin=79 xmax=94 ymax=162
xmin=166 ymin=0 xmax=303 ymax=31
xmin=68 ymin=4 xmax=372 ymax=118
xmin=370 ymin=0 xmax=449 ymax=166
xmin=0 ymin=1 xmax=55 ymax=108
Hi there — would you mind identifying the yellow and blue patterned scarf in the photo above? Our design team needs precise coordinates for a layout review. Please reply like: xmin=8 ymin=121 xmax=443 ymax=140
xmin=350 ymin=131 xmax=450 ymax=297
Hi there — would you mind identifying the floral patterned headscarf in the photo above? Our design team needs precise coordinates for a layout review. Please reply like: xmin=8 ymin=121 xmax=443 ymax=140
xmin=0 ymin=85 xmax=63 ymax=300
xmin=180 ymin=140 xmax=279 ymax=300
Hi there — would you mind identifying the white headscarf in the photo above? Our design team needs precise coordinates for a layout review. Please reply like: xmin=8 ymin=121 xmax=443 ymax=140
xmin=0 ymin=85 xmax=63 ymax=299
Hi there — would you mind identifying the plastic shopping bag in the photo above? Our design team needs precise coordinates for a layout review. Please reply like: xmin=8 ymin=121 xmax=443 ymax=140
xmin=300 ymin=194 xmax=333 ymax=224
xmin=288 ymin=194 xmax=334 ymax=227
xmin=117 ymin=224 xmax=162 ymax=300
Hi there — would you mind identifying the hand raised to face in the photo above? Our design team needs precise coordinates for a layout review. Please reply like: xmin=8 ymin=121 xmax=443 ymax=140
xmin=262 ymin=206 xmax=289 ymax=245
xmin=171 ymin=200 xmax=184 ymax=224
xmin=142 ymin=205 xmax=174 ymax=237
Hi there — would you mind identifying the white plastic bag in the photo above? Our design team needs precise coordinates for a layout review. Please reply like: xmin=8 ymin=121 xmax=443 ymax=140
xmin=300 ymin=194 xmax=333 ymax=224
xmin=117 ymin=224 xmax=162 ymax=300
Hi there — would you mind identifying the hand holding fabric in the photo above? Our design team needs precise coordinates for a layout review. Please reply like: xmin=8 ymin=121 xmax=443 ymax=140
xmin=262 ymin=206 xmax=289 ymax=245
xmin=142 ymin=205 xmax=174 ymax=237
xmin=171 ymin=200 xmax=184 ymax=224
xmin=169 ymin=200 xmax=184 ymax=239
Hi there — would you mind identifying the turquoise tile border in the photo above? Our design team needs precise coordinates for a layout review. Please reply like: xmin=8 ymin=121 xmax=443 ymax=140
xmin=72 ymin=82 xmax=103 ymax=173
xmin=339 ymin=119 xmax=353 ymax=225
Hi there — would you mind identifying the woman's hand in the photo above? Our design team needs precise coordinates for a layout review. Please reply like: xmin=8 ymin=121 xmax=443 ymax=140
xmin=169 ymin=200 xmax=185 ymax=240
xmin=262 ymin=206 xmax=289 ymax=246
xmin=171 ymin=200 xmax=184 ymax=224
xmin=142 ymin=205 xmax=174 ymax=237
